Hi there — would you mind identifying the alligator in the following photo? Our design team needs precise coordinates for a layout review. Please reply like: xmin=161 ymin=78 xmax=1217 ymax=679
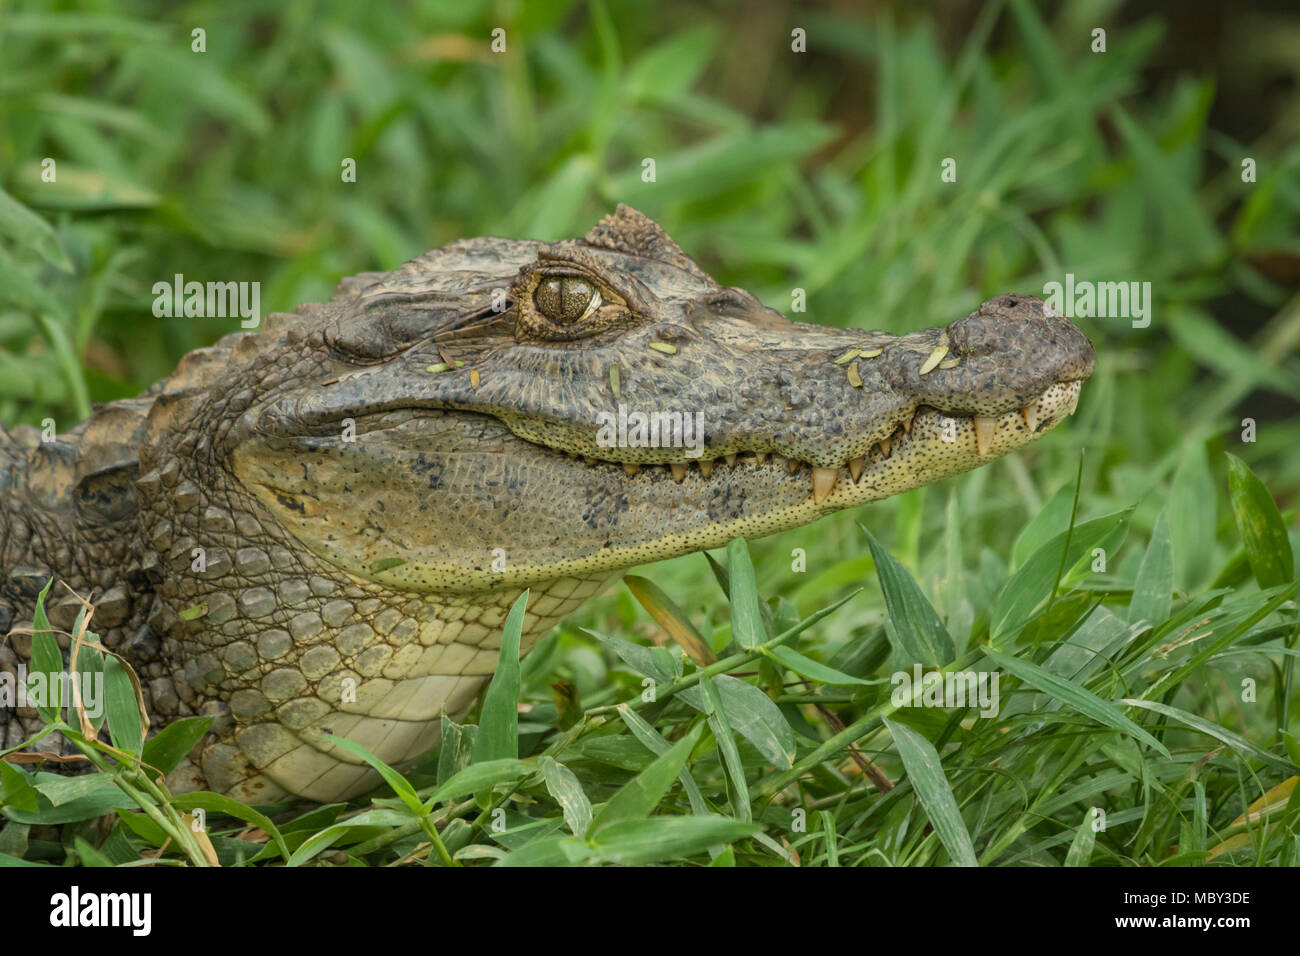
xmin=0 ymin=206 xmax=1094 ymax=803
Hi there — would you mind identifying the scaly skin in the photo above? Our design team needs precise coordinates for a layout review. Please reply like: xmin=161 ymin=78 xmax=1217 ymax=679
xmin=0 ymin=206 xmax=1093 ymax=802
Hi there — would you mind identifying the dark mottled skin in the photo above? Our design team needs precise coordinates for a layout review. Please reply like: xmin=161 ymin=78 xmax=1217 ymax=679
xmin=0 ymin=207 xmax=1093 ymax=801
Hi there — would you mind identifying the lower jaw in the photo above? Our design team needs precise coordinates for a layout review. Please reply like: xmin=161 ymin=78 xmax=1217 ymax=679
xmin=241 ymin=380 xmax=1080 ymax=592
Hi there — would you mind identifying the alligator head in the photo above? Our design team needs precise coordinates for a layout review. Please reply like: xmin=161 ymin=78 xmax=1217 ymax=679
xmin=3 ymin=205 xmax=1093 ymax=802
xmin=231 ymin=205 xmax=1093 ymax=594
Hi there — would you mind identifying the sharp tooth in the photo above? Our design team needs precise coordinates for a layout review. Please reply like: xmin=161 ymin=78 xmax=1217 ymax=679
xmin=755 ymin=453 xmax=769 ymax=465
xmin=670 ymin=463 xmax=687 ymax=482
xmin=848 ymin=457 xmax=865 ymax=482
xmin=879 ymin=438 xmax=892 ymax=458
xmin=974 ymin=416 xmax=996 ymax=456
xmin=724 ymin=453 xmax=737 ymax=466
xmin=787 ymin=458 xmax=801 ymax=474
xmin=900 ymin=416 xmax=912 ymax=435
xmin=623 ymin=463 xmax=640 ymax=477
xmin=812 ymin=467 xmax=839 ymax=504
xmin=698 ymin=459 xmax=714 ymax=478
xmin=1020 ymin=403 xmax=1039 ymax=432
xmin=772 ymin=455 xmax=786 ymax=470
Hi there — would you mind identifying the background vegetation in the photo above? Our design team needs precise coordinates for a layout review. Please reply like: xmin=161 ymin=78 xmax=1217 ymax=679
xmin=1 ymin=0 xmax=1298 ymax=866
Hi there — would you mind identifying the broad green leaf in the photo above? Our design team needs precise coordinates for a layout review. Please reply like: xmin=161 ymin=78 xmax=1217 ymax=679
xmin=140 ymin=716 xmax=213 ymax=778
xmin=29 ymin=579 xmax=62 ymax=723
xmin=32 ymin=773 xmax=120 ymax=808
xmin=590 ymin=723 xmax=703 ymax=833
xmin=1128 ymin=510 xmax=1173 ymax=626
xmin=103 ymin=655 xmax=143 ymax=755
xmin=493 ymin=834 xmax=595 ymax=867
xmin=990 ymin=510 xmax=1130 ymax=643
xmin=74 ymin=836 xmax=114 ymax=867
xmin=587 ymin=817 xmax=759 ymax=866
xmin=883 ymin=718 xmax=977 ymax=867
xmin=425 ymin=759 xmax=533 ymax=807
xmin=1012 ymin=481 xmax=1076 ymax=568
xmin=985 ymin=650 xmax=1170 ymax=757
xmin=472 ymin=589 xmax=529 ymax=763
xmin=616 ymin=704 xmax=711 ymax=815
xmin=1225 ymin=453 xmax=1294 ymax=590
xmin=726 ymin=538 xmax=767 ymax=650
xmin=766 ymin=644 xmax=879 ymax=686
xmin=678 ymin=673 xmax=795 ymax=768
xmin=702 ymin=674 xmax=751 ymax=821
xmin=862 ymin=527 xmax=954 ymax=665
xmin=540 ymin=757 xmax=592 ymax=838
xmin=4 ymin=780 xmax=136 ymax=825
xmin=0 ymin=763 xmax=38 ymax=814
xmin=436 ymin=712 xmax=477 ymax=785
xmin=1064 ymin=813 xmax=1097 ymax=866
xmin=584 ymin=627 xmax=676 ymax=685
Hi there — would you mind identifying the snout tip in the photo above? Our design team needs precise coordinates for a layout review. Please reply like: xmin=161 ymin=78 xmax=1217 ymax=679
xmin=952 ymin=293 xmax=1095 ymax=384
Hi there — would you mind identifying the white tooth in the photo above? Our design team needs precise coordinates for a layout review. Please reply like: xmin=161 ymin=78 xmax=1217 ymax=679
xmin=1020 ymin=403 xmax=1039 ymax=432
xmin=812 ymin=467 xmax=839 ymax=504
xmin=974 ymin=416 xmax=996 ymax=457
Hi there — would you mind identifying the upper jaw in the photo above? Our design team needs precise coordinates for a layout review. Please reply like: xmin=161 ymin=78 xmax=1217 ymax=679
xmin=240 ymin=293 xmax=1093 ymax=485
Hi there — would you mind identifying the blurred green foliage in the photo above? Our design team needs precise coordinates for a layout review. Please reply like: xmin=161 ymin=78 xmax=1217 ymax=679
xmin=1 ymin=0 xmax=1299 ymax=865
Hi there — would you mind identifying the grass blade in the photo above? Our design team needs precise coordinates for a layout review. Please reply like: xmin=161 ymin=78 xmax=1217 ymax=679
xmin=472 ymin=589 xmax=529 ymax=762
xmin=1225 ymin=453 xmax=1295 ymax=589
xmin=883 ymin=718 xmax=977 ymax=866
xmin=985 ymin=649 xmax=1171 ymax=757
xmin=725 ymin=537 xmax=767 ymax=650
xmin=862 ymin=526 xmax=954 ymax=665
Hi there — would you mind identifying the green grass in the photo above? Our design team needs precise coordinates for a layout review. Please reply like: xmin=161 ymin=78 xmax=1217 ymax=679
xmin=1 ymin=0 xmax=1299 ymax=865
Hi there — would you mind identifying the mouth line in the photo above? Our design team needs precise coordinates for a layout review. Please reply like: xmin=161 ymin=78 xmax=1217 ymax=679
xmin=519 ymin=379 xmax=1083 ymax=505
xmin=320 ymin=379 xmax=1082 ymax=507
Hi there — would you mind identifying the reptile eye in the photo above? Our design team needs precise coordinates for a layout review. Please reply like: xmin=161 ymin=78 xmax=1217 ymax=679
xmin=534 ymin=277 xmax=601 ymax=324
